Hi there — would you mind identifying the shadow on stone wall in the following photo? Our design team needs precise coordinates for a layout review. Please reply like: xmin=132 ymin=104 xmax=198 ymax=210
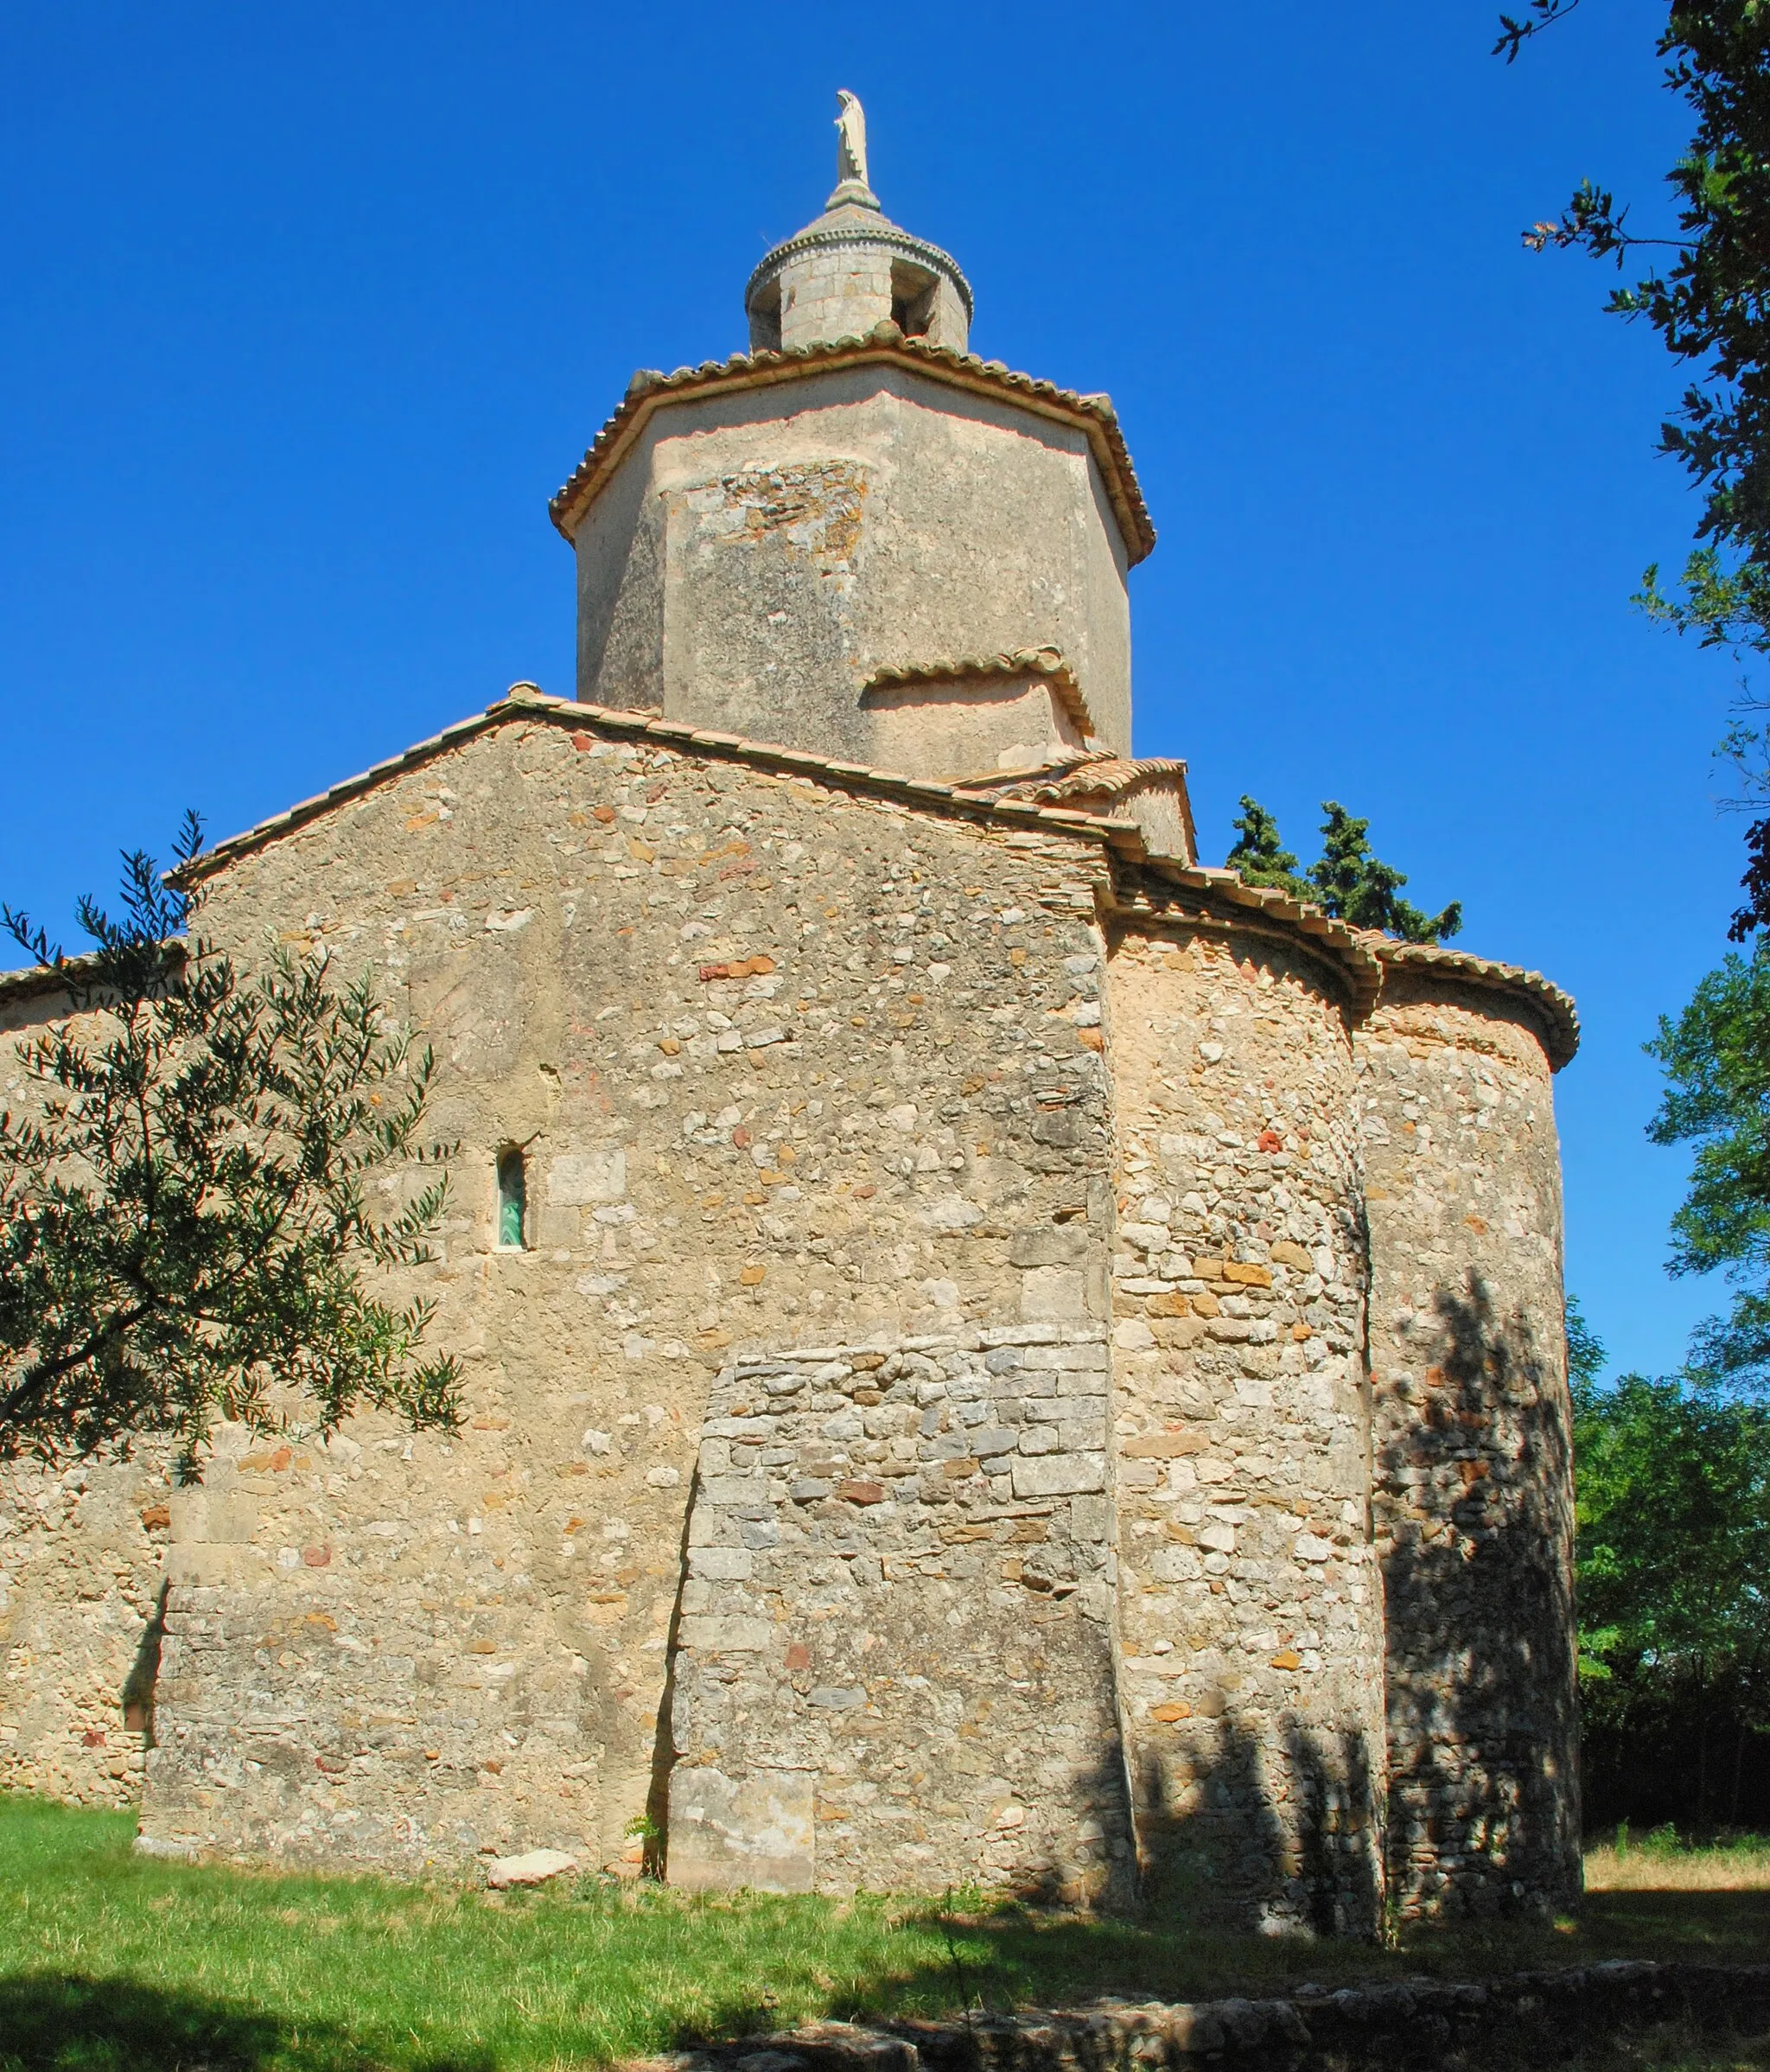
xmin=121 ymin=1579 xmax=168 ymax=1739
xmin=643 ymin=1471 xmax=697 ymax=1882
xmin=1128 ymin=1715 xmax=1383 ymax=1937
xmin=1376 ymin=1270 xmax=1580 ymax=1920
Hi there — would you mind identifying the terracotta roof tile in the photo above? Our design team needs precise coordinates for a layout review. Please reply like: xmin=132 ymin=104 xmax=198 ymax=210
xmin=863 ymin=647 xmax=1098 ymax=738
xmin=66 ymin=686 xmax=1571 ymax=1068
xmin=959 ymin=749 xmax=1189 ymax=805
xmin=548 ymin=326 xmax=1156 ymax=567
xmin=1366 ymin=934 xmax=1580 ymax=1070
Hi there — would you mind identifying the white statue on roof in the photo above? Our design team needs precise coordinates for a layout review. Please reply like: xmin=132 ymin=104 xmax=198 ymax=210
xmin=835 ymin=91 xmax=868 ymax=191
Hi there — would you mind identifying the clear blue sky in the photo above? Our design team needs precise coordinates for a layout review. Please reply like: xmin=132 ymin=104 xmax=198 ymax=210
xmin=0 ymin=0 xmax=1735 ymax=1379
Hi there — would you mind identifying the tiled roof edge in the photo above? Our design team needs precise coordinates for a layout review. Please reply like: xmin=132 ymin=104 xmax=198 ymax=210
xmin=975 ymin=753 xmax=1191 ymax=802
xmin=183 ymin=688 xmax=1154 ymax=881
xmin=1123 ymin=860 xmax=1385 ymax=1014
xmin=1137 ymin=867 xmax=1578 ymax=1064
xmin=36 ymin=719 xmax=1569 ymax=1069
xmin=1368 ymin=935 xmax=1581 ymax=1071
xmin=745 ymin=219 xmax=975 ymax=322
xmin=175 ymin=692 xmax=1462 ymax=1036
xmin=864 ymin=648 xmax=1095 ymax=738
xmin=186 ymin=705 xmax=513 ymax=880
xmin=547 ymin=327 xmax=1157 ymax=567
xmin=0 ymin=941 xmax=188 ymax=1011
xmin=0 ymin=955 xmax=85 ymax=1008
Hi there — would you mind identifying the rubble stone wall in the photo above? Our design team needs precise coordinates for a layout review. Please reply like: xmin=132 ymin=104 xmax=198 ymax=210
xmin=1105 ymin=922 xmax=1388 ymax=1935
xmin=1358 ymin=969 xmax=1580 ymax=1919
xmin=0 ymin=988 xmax=177 ymax=1807
xmin=0 ymin=710 xmax=1585 ymax=1919
xmin=669 ymin=1327 xmax=1130 ymax=1903
xmin=0 ymin=1449 xmax=174 ymax=1807
xmin=112 ymin=710 xmax=1115 ymax=1876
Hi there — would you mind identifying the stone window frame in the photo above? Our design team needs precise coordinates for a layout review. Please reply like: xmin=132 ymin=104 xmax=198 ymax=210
xmin=494 ymin=1144 xmax=529 ymax=1252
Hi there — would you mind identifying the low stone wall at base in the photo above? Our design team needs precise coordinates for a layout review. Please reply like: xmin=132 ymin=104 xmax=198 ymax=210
xmin=637 ymin=1962 xmax=1770 ymax=2072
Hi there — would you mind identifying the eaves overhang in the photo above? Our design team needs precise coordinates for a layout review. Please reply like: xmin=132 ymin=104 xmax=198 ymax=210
xmin=548 ymin=325 xmax=1157 ymax=568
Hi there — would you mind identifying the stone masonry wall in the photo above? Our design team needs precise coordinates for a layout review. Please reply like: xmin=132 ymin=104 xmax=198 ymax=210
xmin=668 ymin=1327 xmax=1130 ymax=1902
xmin=575 ymin=369 xmax=1134 ymax=759
xmin=0 ymin=1448 xmax=175 ymax=1806
xmin=777 ymin=245 xmax=897 ymax=354
xmin=1105 ymin=921 xmax=1387 ymax=1935
xmin=126 ymin=709 xmax=1116 ymax=1876
xmin=0 ymin=987 xmax=177 ymax=1807
xmin=0 ymin=705 xmax=1584 ymax=1921
xmin=1359 ymin=971 xmax=1580 ymax=1920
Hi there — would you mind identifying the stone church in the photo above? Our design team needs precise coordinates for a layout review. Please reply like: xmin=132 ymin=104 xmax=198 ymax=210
xmin=0 ymin=105 xmax=1581 ymax=1932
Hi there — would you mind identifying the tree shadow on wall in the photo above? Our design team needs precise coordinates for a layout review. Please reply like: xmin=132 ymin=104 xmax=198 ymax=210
xmin=1129 ymin=1713 xmax=1383 ymax=1938
xmin=120 ymin=1579 xmax=168 ymax=1738
xmin=0 ymin=1973 xmax=496 ymax=2072
xmin=1375 ymin=1269 xmax=1580 ymax=1921
xmin=642 ymin=1469 xmax=699 ymax=1882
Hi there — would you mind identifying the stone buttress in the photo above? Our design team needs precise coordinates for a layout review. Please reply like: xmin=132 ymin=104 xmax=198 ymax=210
xmin=667 ymin=1326 xmax=1130 ymax=1903
xmin=1357 ymin=948 xmax=1582 ymax=1921
xmin=1104 ymin=896 xmax=1387 ymax=1935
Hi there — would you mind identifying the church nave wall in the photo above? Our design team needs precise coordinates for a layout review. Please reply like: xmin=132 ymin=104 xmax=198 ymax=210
xmin=135 ymin=709 xmax=1121 ymax=1878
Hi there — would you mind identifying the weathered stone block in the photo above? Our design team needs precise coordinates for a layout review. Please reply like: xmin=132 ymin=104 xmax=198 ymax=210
xmin=1009 ymin=1227 xmax=1089 ymax=1269
xmin=667 ymin=1767 xmax=815 ymax=1893
xmin=1010 ymin=1453 xmax=1105 ymax=1499
xmin=545 ymin=1149 xmax=627 ymax=1204
xmin=677 ymin=1614 xmax=773 ymax=1653
xmin=1021 ymin=1267 xmax=1086 ymax=1321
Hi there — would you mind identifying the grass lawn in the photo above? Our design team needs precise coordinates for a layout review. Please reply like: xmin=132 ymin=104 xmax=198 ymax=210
xmin=3 ymin=1795 xmax=1768 ymax=2072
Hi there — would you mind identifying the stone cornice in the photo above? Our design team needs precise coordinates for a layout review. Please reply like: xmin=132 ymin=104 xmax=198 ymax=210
xmin=547 ymin=325 xmax=1157 ymax=568
xmin=743 ymin=216 xmax=974 ymax=323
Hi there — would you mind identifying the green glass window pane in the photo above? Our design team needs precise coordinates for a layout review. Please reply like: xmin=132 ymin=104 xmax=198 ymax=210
xmin=497 ymin=1150 xmax=525 ymax=1248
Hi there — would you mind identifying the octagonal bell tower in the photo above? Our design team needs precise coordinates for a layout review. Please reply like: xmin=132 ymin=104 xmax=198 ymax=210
xmin=551 ymin=97 xmax=1156 ymax=779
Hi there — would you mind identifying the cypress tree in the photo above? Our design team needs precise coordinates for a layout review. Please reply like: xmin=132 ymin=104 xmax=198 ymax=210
xmin=1226 ymin=797 xmax=1462 ymax=944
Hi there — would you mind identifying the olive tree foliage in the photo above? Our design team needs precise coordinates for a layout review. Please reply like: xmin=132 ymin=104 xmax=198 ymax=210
xmin=0 ymin=818 xmax=461 ymax=1466
xmin=1504 ymin=1 xmax=1770 ymax=937
xmin=1226 ymin=796 xmax=1462 ymax=942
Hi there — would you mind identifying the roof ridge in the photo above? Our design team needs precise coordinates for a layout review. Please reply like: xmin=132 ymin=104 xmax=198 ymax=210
xmin=183 ymin=688 xmax=1155 ymax=883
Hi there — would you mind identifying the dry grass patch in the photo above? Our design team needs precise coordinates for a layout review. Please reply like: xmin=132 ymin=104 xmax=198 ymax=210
xmin=1588 ymin=1830 xmax=1770 ymax=1893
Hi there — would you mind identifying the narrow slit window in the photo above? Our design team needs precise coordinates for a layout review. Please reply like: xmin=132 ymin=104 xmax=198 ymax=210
xmin=497 ymin=1148 xmax=527 ymax=1250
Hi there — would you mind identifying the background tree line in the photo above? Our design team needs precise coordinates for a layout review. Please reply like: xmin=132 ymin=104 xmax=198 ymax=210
xmin=1506 ymin=0 xmax=1770 ymax=1833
